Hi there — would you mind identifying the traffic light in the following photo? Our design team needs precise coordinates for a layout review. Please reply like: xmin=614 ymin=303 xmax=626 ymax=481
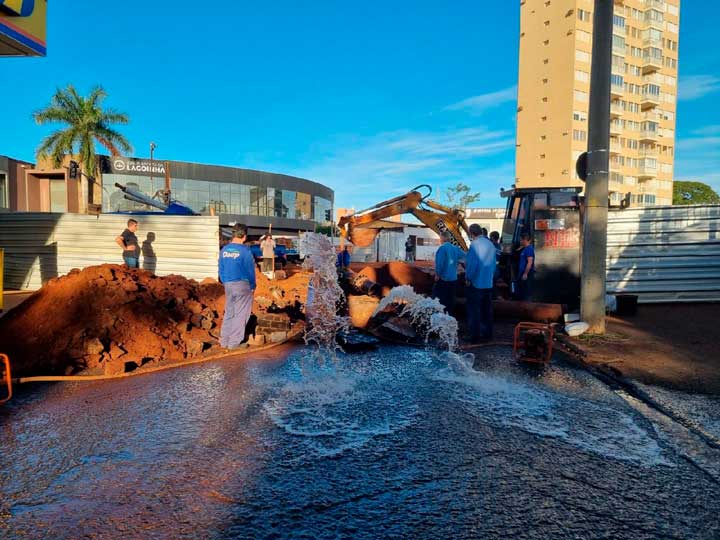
xmin=324 ymin=209 xmax=332 ymax=221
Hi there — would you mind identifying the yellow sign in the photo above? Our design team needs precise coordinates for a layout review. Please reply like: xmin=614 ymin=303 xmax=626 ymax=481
xmin=0 ymin=0 xmax=46 ymax=56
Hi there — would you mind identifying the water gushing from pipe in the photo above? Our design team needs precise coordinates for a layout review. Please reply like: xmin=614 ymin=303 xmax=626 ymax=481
xmin=299 ymin=233 xmax=350 ymax=352
xmin=372 ymin=285 xmax=459 ymax=350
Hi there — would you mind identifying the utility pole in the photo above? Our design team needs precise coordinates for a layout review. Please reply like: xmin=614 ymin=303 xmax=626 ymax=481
xmin=149 ymin=141 xmax=157 ymax=191
xmin=581 ymin=0 xmax=613 ymax=334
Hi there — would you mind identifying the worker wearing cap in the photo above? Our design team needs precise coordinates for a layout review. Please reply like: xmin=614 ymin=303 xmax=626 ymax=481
xmin=219 ymin=225 xmax=256 ymax=350
xmin=465 ymin=223 xmax=496 ymax=343
xmin=432 ymin=231 xmax=466 ymax=313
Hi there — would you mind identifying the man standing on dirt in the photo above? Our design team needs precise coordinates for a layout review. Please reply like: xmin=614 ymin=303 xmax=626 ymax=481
xmin=465 ymin=223 xmax=496 ymax=343
xmin=260 ymin=234 xmax=276 ymax=273
xmin=219 ymin=225 xmax=256 ymax=350
xmin=433 ymin=231 xmax=466 ymax=314
xmin=115 ymin=219 xmax=140 ymax=268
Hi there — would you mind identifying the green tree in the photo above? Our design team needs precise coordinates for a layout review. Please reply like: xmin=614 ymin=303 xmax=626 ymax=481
xmin=34 ymin=85 xmax=132 ymax=178
xmin=444 ymin=182 xmax=481 ymax=209
xmin=672 ymin=181 xmax=720 ymax=205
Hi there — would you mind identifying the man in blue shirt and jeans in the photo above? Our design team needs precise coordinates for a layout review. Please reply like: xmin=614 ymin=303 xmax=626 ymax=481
xmin=219 ymin=225 xmax=256 ymax=350
xmin=432 ymin=231 xmax=466 ymax=313
xmin=465 ymin=223 xmax=496 ymax=343
xmin=516 ymin=232 xmax=535 ymax=301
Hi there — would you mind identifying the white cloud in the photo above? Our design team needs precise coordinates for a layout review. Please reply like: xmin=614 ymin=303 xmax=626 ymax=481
xmin=295 ymin=127 xmax=515 ymax=210
xmin=445 ymin=86 xmax=518 ymax=114
xmin=691 ymin=125 xmax=720 ymax=136
xmin=679 ymin=75 xmax=720 ymax=101
xmin=674 ymin=131 xmax=720 ymax=192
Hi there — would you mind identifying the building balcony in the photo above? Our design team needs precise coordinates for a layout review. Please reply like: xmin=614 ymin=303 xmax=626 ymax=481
xmin=609 ymin=139 xmax=622 ymax=154
xmin=642 ymin=55 xmax=663 ymax=74
xmin=641 ymin=93 xmax=660 ymax=109
xmin=610 ymin=102 xmax=624 ymax=117
xmin=639 ymin=147 xmax=659 ymax=158
xmin=611 ymin=83 xmax=625 ymax=98
xmin=638 ymin=164 xmax=658 ymax=179
xmin=643 ymin=110 xmax=661 ymax=122
xmin=640 ymin=129 xmax=659 ymax=141
xmin=643 ymin=36 xmax=663 ymax=48
xmin=644 ymin=0 xmax=665 ymax=11
xmin=610 ymin=121 xmax=624 ymax=135
xmin=612 ymin=43 xmax=627 ymax=55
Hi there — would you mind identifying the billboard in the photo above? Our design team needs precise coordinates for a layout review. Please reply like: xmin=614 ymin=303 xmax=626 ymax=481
xmin=0 ymin=0 xmax=46 ymax=56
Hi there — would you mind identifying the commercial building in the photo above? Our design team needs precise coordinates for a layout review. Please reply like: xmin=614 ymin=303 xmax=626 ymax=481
xmin=0 ymin=154 xmax=334 ymax=235
xmin=516 ymin=0 xmax=679 ymax=206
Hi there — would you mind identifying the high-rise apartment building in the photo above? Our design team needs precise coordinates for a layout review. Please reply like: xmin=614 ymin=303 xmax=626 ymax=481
xmin=515 ymin=0 xmax=679 ymax=206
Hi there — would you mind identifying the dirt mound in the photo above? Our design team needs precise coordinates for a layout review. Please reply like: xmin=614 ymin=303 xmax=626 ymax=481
xmin=0 ymin=265 xmax=311 ymax=378
xmin=356 ymin=261 xmax=435 ymax=296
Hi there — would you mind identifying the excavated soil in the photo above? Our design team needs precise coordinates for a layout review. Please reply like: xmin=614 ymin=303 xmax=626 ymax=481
xmin=0 ymin=260 xmax=423 ymax=378
xmin=355 ymin=261 xmax=435 ymax=296
xmin=0 ymin=265 xmax=310 ymax=378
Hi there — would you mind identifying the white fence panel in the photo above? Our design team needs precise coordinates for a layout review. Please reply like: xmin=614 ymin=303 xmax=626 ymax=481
xmin=0 ymin=213 xmax=220 ymax=289
xmin=606 ymin=204 xmax=720 ymax=303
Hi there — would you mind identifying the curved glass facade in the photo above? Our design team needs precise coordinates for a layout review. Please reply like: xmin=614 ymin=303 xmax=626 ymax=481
xmin=102 ymin=172 xmax=332 ymax=225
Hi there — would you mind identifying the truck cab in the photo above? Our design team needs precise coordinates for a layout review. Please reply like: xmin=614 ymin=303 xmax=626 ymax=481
xmin=500 ymin=187 xmax=583 ymax=309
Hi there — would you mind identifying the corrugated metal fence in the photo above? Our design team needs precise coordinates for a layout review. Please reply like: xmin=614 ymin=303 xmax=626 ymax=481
xmin=0 ymin=213 xmax=220 ymax=289
xmin=606 ymin=204 xmax=720 ymax=303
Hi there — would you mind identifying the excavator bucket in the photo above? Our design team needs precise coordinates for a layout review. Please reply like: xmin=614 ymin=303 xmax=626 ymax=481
xmin=349 ymin=227 xmax=380 ymax=248
xmin=0 ymin=354 xmax=11 ymax=404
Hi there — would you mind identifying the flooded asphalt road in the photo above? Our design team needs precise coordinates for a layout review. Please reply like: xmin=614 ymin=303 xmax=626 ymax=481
xmin=1 ymin=344 xmax=718 ymax=539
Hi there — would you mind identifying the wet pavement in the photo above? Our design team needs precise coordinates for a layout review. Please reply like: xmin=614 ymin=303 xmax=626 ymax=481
xmin=1 ymin=343 xmax=718 ymax=539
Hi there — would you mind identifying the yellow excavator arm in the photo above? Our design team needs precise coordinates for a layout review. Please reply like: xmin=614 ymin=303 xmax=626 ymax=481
xmin=337 ymin=185 xmax=470 ymax=251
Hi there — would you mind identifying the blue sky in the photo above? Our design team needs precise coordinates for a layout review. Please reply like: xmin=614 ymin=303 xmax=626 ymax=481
xmin=1 ymin=0 xmax=718 ymax=210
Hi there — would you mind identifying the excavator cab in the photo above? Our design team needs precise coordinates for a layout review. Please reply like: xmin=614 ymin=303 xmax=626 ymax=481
xmin=500 ymin=187 xmax=583 ymax=309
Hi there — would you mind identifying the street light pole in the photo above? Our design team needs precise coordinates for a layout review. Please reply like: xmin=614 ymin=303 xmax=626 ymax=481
xmin=149 ymin=141 xmax=157 ymax=192
xmin=581 ymin=0 xmax=614 ymax=334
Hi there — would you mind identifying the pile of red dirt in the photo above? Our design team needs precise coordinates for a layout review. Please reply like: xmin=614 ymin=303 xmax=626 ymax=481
xmin=355 ymin=261 xmax=435 ymax=296
xmin=0 ymin=265 xmax=311 ymax=378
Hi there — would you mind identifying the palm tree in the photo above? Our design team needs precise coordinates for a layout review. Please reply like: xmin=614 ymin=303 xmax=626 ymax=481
xmin=34 ymin=85 xmax=133 ymax=178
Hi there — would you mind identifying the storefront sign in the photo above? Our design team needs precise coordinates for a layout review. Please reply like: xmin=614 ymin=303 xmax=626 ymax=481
xmin=109 ymin=157 xmax=166 ymax=176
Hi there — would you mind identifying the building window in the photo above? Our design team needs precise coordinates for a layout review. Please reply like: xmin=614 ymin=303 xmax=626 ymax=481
xmin=612 ymin=35 xmax=626 ymax=54
xmin=573 ymin=129 xmax=587 ymax=141
xmin=0 ymin=172 xmax=7 ymax=209
xmin=573 ymin=110 xmax=588 ymax=122
xmin=313 ymin=196 xmax=333 ymax=224
xmin=575 ymin=70 xmax=590 ymax=83
xmin=577 ymin=9 xmax=591 ymax=22
xmin=574 ymin=89 xmax=588 ymax=102
xmin=295 ymin=192 xmax=312 ymax=220
xmin=576 ymin=30 xmax=591 ymax=43
xmin=575 ymin=50 xmax=591 ymax=63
